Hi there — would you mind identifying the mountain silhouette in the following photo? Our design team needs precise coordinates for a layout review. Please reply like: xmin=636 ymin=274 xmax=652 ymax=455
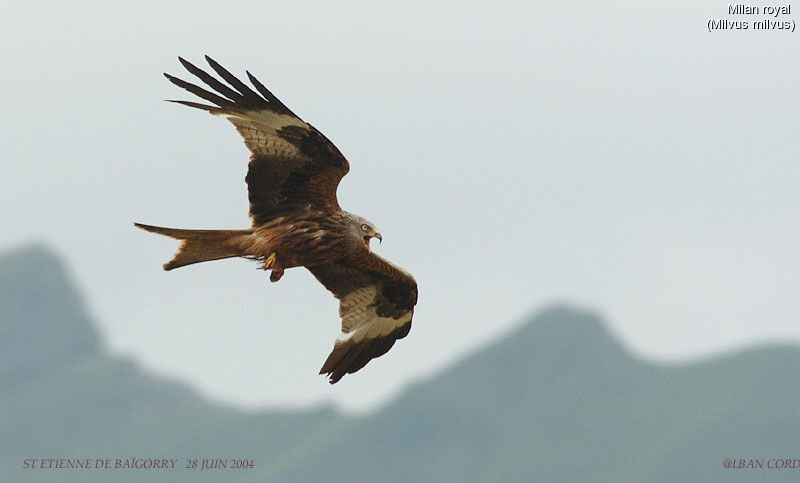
xmin=2 ymin=245 xmax=799 ymax=482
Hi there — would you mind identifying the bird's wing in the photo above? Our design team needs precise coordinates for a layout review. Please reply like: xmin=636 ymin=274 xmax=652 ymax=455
xmin=308 ymin=250 xmax=418 ymax=384
xmin=165 ymin=56 xmax=350 ymax=225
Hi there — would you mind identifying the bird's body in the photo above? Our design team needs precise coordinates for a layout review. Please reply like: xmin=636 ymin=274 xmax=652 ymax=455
xmin=251 ymin=210 xmax=361 ymax=277
xmin=140 ymin=210 xmax=366 ymax=276
xmin=136 ymin=56 xmax=417 ymax=384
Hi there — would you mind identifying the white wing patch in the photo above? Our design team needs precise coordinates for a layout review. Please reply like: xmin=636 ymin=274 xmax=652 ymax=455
xmin=247 ymin=109 xmax=308 ymax=130
xmin=334 ymin=309 xmax=412 ymax=345
xmin=335 ymin=330 xmax=356 ymax=343
xmin=217 ymin=110 xmax=310 ymax=157
xmin=334 ymin=284 xmax=412 ymax=345
xmin=339 ymin=285 xmax=378 ymax=332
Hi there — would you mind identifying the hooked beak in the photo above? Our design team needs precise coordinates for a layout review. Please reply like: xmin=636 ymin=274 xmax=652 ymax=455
xmin=364 ymin=232 xmax=382 ymax=247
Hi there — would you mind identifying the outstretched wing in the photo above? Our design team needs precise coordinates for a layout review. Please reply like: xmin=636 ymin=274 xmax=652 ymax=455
xmin=309 ymin=251 xmax=418 ymax=384
xmin=165 ymin=56 xmax=350 ymax=225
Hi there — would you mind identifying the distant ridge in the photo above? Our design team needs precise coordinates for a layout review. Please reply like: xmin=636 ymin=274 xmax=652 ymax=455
xmin=0 ymin=244 xmax=100 ymax=381
xmin=2 ymin=244 xmax=799 ymax=482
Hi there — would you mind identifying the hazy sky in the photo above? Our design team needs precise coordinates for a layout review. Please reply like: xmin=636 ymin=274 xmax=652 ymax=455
xmin=2 ymin=1 xmax=798 ymax=412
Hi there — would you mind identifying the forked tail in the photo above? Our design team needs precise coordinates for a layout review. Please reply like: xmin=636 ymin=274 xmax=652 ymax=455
xmin=134 ymin=223 xmax=253 ymax=270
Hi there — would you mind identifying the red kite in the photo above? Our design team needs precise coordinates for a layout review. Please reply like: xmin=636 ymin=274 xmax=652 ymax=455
xmin=136 ymin=56 xmax=417 ymax=384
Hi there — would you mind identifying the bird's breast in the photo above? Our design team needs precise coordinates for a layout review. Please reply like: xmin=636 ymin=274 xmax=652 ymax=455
xmin=253 ymin=212 xmax=355 ymax=268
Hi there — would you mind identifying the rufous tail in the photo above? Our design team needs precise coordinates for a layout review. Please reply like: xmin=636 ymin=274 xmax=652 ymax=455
xmin=134 ymin=223 xmax=253 ymax=270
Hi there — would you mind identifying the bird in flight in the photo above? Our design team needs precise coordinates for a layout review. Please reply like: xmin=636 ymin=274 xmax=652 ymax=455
xmin=136 ymin=56 xmax=418 ymax=384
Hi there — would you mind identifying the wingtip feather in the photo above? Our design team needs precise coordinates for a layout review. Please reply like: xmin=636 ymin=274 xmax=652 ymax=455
xmin=165 ymin=99 xmax=217 ymax=111
xmin=177 ymin=56 xmax=194 ymax=72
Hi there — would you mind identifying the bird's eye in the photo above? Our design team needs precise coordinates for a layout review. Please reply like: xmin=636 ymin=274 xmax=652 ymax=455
xmin=361 ymin=224 xmax=369 ymax=231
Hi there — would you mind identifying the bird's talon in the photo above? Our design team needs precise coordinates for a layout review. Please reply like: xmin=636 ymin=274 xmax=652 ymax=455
xmin=264 ymin=252 xmax=277 ymax=269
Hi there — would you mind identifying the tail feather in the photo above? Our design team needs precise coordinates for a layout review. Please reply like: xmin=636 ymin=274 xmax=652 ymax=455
xmin=134 ymin=223 xmax=253 ymax=270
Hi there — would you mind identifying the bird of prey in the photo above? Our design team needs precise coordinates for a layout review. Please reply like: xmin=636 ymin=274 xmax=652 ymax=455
xmin=136 ymin=56 xmax=417 ymax=384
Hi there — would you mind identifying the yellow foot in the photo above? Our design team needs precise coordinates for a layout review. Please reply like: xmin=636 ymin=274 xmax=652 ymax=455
xmin=263 ymin=252 xmax=277 ymax=269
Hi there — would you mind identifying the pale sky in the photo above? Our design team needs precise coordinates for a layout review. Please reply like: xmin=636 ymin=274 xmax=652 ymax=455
xmin=2 ymin=0 xmax=798 ymax=412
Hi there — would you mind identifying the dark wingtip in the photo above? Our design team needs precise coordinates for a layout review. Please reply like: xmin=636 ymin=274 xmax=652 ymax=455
xmin=177 ymin=56 xmax=193 ymax=71
xmin=164 ymin=100 xmax=216 ymax=111
xmin=163 ymin=73 xmax=185 ymax=88
xmin=321 ymin=370 xmax=343 ymax=384
xmin=319 ymin=364 xmax=343 ymax=384
xmin=204 ymin=54 xmax=221 ymax=70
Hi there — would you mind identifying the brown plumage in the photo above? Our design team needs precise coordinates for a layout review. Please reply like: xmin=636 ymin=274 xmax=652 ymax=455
xmin=136 ymin=56 xmax=417 ymax=384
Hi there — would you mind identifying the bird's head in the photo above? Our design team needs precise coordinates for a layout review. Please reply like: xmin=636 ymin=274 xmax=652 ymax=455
xmin=350 ymin=215 xmax=382 ymax=248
